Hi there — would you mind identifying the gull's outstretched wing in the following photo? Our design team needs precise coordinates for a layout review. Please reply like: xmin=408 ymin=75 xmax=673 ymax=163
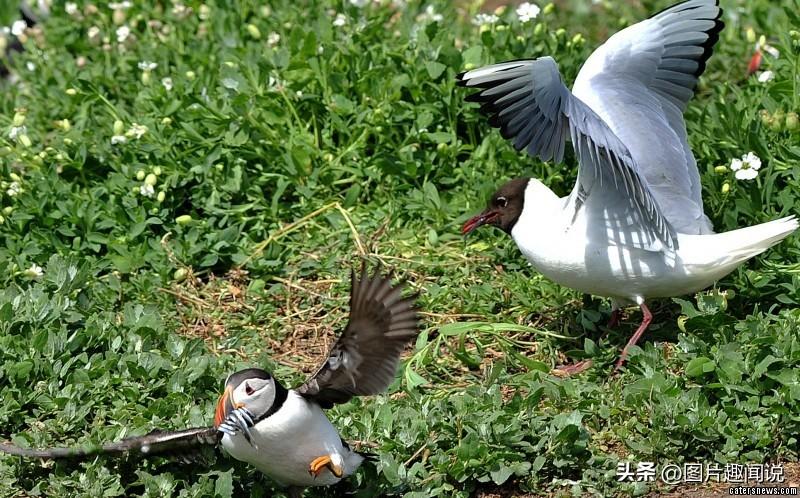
xmin=573 ymin=0 xmax=723 ymax=234
xmin=458 ymin=0 xmax=724 ymax=241
xmin=295 ymin=266 xmax=419 ymax=409
xmin=458 ymin=56 xmax=678 ymax=253
xmin=0 ymin=427 xmax=220 ymax=463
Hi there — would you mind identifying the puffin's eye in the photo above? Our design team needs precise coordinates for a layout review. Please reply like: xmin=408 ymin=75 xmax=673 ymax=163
xmin=245 ymin=383 xmax=255 ymax=396
xmin=495 ymin=196 xmax=508 ymax=208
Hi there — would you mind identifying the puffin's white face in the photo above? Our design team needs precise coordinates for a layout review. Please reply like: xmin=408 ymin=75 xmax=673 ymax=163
xmin=214 ymin=368 xmax=280 ymax=432
xmin=230 ymin=377 xmax=276 ymax=416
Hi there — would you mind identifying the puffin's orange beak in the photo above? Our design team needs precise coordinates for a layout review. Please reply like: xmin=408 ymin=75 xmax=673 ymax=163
xmin=214 ymin=386 xmax=233 ymax=428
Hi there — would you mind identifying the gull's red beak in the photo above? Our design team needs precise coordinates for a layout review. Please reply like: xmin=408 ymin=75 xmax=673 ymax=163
xmin=214 ymin=386 xmax=233 ymax=428
xmin=462 ymin=210 xmax=499 ymax=235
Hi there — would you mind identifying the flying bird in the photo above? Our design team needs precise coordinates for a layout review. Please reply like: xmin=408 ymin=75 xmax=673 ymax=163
xmin=458 ymin=0 xmax=797 ymax=370
xmin=0 ymin=265 xmax=419 ymax=498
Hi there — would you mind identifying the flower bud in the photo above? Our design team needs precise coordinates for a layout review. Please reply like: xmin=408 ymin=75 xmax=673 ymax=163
xmin=714 ymin=165 xmax=728 ymax=174
xmin=12 ymin=112 xmax=25 ymax=127
xmin=9 ymin=173 xmax=21 ymax=182
xmin=185 ymin=70 xmax=196 ymax=80
xmin=759 ymin=109 xmax=772 ymax=127
xmin=144 ymin=173 xmax=157 ymax=186
xmin=770 ymin=111 xmax=784 ymax=132
xmin=161 ymin=117 xmax=172 ymax=125
xmin=176 ymin=214 xmax=192 ymax=225
xmin=157 ymin=191 xmax=166 ymax=202
xmin=113 ymin=8 xmax=126 ymax=25
xmin=246 ymin=24 xmax=261 ymax=39
xmin=543 ymin=3 xmax=554 ymax=15
xmin=533 ymin=23 xmax=544 ymax=36
xmin=2 ymin=206 xmax=11 ymax=215
xmin=136 ymin=169 xmax=145 ymax=180
xmin=113 ymin=120 xmax=125 ymax=135
xmin=66 ymin=88 xmax=77 ymax=96
xmin=721 ymin=182 xmax=730 ymax=194
xmin=785 ymin=112 xmax=799 ymax=132
xmin=173 ymin=267 xmax=188 ymax=282
xmin=18 ymin=134 xmax=32 ymax=148
xmin=153 ymin=166 xmax=162 ymax=176
xmin=464 ymin=62 xmax=476 ymax=70
xmin=746 ymin=27 xmax=756 ymax=44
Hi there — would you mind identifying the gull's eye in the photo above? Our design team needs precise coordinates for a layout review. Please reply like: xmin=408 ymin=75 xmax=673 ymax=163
xmin=495 ymin=196 xmax=508 ymax=208
xmin=245 ymin=382 xmax=255 ymax=396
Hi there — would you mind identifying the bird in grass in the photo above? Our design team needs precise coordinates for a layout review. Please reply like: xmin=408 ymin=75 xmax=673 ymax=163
xmin=458 ymin=0 xmax=798 ymax=371
xmin=0 ymin=265 xmax=419 ymax=498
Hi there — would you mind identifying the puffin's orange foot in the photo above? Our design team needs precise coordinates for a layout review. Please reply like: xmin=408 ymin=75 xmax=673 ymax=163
xmin=308 ymin=455 xmax=343 ymax=478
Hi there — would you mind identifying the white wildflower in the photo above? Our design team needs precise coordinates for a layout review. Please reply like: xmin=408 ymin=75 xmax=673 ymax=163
xmin=8 ymin=125 xmax=26 ymax=140
xmin=417 ymin=5 xmax=444 ymax=22
xmin=6 ymin=181 xmax=21 ymax=196
xmin=65 ymin=2 xmax=79 ymax=15
xmin=109 ymin=1 xmax=132 ymax=10
xmin=111 ymin=135 xmax=127 ymax=145
xmin=267 ymin=75 xmax=285 ymax=91
xmin=127 ymin=123 xmax=148 ymax=139
xmin=24 ymin=263 xmax=44 ymax=280
xmin=172 ymin=2 xmax=188 ymax=16
xmin=11 ymin=20 xmax=26 ymax=37
xmin=116 ymin=25 xmax=130 ymax=42
xmin=349 ymin=0 xmax=369 ymax=6
xmin=26 ymin=62 xmax=34 ymax=71
xmin=756 ymin=37 xmax=780 ymax=59
xmin=757 ymin=70 xmax=774 ymax=83
xmin=138 ymin=61 xmax=157 ymax=71
xmin=762 ymin=44 xmax=780 ymax=58
xmin=472 ymin=13 xmax=499 ymax=26
xmin=333 ymin=13 xmax=347 ymax=27
xmin=267 ymin=32 xmax=280 ymax=46
xmin=88 ymin=26 xmax=101 ymax=42
xmin=161 ymin=77 xmax=173 ymax=91
xmin=730 ymin=152 xmax=762 ymax=181
xmin=516 ymin=2 xmax=540 ymax=23
xmin=139 ymin=183 xmax=155 ymax=197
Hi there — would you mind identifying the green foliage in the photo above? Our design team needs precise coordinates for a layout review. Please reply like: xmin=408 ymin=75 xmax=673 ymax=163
xmin=0 ymin=0 xmax=799 ymax=496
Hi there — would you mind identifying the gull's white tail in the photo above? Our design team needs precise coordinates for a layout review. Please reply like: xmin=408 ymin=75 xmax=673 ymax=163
xmin=713 ymin=215 xmax=798 ymax=266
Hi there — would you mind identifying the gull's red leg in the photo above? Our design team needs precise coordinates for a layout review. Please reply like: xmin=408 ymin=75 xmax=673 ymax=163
xmin=614 ymin=303 xmax=652 ymax=371
xmin=607 ymin=308 xmax=621 ymax=328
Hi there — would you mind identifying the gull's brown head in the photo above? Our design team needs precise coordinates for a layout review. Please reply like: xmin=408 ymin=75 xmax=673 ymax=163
xmin=462 ymin=178 xmax=529 ymax=236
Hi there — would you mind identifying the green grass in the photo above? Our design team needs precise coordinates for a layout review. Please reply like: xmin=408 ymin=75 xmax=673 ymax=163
xmin=1 ymin=0 xmax=799 ymax=496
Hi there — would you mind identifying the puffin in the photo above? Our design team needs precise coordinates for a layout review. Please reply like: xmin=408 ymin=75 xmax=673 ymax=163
xmin=0 ymin=265 xmax=419 ymax=497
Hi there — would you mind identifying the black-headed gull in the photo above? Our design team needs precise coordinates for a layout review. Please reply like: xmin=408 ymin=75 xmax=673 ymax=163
xmin=459 ymin=0 xmax=798 ymax=370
